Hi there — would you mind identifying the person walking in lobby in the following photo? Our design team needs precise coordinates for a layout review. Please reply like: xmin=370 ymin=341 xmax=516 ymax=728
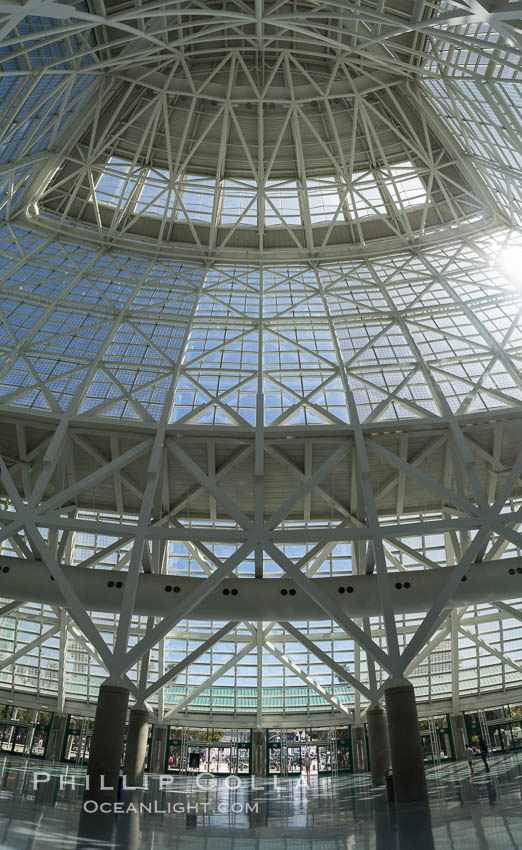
xmin=479 ymin=737 xmax=491 ymax=773
xmin=465 ymin=744 xmax=475 ymax=777
xmin=501 ymin=729 xmax=510 ymax=754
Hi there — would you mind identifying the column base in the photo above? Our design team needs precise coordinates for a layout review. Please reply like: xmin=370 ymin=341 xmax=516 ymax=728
xmin=450 ymin=713 xmax=467 ymax=761
xmin=85 ymin=681 xmax=129 ymax=803
xmin=46 ymin=713 xmax=67 ymax=761
xmin=367 ymin=706 xmax=390 ymax=785
xmin=251 ymin=728 xmax=267 ymax=778
xmin=384 ymin=679 xmax=427 ymax=802
xmin=123 ymin=706 xmax=151 ymax=787
xmin=149 ymin=725 xmax=168 ymax=774
xmin=351 ymin=724 xmax=367 ymax=772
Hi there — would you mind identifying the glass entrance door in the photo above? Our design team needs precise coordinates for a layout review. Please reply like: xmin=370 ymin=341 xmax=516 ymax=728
xmin=300 ymin=745 xmax=318 ymax=775
xmin=337 ymin=742 xmax=351 ymax=771
xmin=268 ymin=745 xmax=281 ymax=774
xmin=509 ymin=721 xmax=522 ymax=748
xmin=0 ymin=723 xmax=15 ymax=752
xmin=167 ymin=728 xmax=251 ymax=774
xmin=0 ymin=724 xmax=30 ymax=754
xmin=419 ymin=716 xmax=454 ymax=762
xmin=268 ymin=741 xmax=336 ymax=774
xmin=237 ymin=747 xmax=250 ymax=773
xmin=268 ymin=729 xmax=353 ymax=774
xmin=12 ymin=726 xmax=29 ymax=754
xmin=209 ymin=747 xmax=231 ymax=774
xmin=287 ymin=746 xmax=301 ymax=774
xmin=318 ymin=746 xmax=331 ymax=772
xmin=64 ymin=732 xmax=88 ymax=762
xmin=167 ymin=743 xmax=181 ymax=771
xmin=420 ymin=732 xmax=433 ymax=762
xmin=187 ymin=746 xmax=208 ymax=772
xmin=63 ymin=717 xmax=93 ymax=764
xmin=489 ymin=723 xmax=520 ymax=752
xmin=31 ymin=725 xmax=48 ymax=757
xmin=0 ymin=717 xmax=50 ymax=758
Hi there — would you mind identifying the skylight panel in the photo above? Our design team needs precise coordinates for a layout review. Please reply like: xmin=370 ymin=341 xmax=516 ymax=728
xmin=307 ymin=177 xmax=343 ymax=224
xmin=349 ymin=173 xmax=386 ymax=218
xmin=88 ymin=162 xmax=429 ymax=229
xmin=265 ymin=180 xmax=302 ymax=227
xmin=220 ymin=179 xmax=257 ymax=226
xmin=177 ymin=175 xmax=216 ymax=223
xmin=385 ymin=162 xmax=428 ymax=209
xmin=135 ymin=167 xmax=175 ymax=218
xmin=93 ymin=157 xmax=139 ymax=208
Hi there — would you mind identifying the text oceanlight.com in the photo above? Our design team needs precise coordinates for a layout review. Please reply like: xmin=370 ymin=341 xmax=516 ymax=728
xmin=83 ymin=801 xmax=259 ymax=814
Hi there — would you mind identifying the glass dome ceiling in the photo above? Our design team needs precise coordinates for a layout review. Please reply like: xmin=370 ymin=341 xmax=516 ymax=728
xmin=0 ymin=0 xmax=521 ymax=724
xmin=18 ymin=0 xmax=513 ymax=257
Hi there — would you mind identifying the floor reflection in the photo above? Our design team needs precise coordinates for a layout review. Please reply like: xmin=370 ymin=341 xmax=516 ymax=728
xmin=0 ymin=753 xmax=520 ymax=848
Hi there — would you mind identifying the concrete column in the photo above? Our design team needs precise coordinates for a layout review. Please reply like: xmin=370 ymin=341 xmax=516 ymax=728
xmin=450 ymin=713 xmax=467 ymax=760
xmin=367 ymin=706 xmax=390 ymax=785
xmin=251 ymin=728 xmax=266 ymax=777
xmin=35 ymin=775 xmax=60 ymax=806
xmin=123 ymin=706 xmax=150 ymax=787
xmin=85 ymin=680 xmax=129 ymax=802
xmin=374 ymin=796 xmax=399 ymax=850
xmin=397 ymin=801 xmax=435 ymax=850
xmin=46 ymin=713 xmax=67 ymax=761
xmin=351 ymin=724 xmax=367 ymax=772
xmin=384 ymin=678 xmax=427 ymax=802
xmin=149 ymin=725 xmax=168 ymax=774
xmin=114 ymin=791 xmax=142 ymax=850
xmin=76 ymin=807 xmax=115 ymax=849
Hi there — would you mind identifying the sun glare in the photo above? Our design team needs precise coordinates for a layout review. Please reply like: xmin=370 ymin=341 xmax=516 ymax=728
xmin=496 ymin=243 xmax=522 ymax=285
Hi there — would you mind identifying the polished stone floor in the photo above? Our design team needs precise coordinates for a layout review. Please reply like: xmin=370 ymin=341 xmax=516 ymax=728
xmin=0 ymin=752 xmax=521 ymax=849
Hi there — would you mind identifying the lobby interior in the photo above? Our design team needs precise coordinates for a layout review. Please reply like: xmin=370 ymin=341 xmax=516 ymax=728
xmin=0 ymin=0 xmax=521 ymax=847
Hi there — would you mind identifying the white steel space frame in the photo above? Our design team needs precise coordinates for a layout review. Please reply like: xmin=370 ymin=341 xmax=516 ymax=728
xmin=0 ymin=0 xmax=521 ymax=727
